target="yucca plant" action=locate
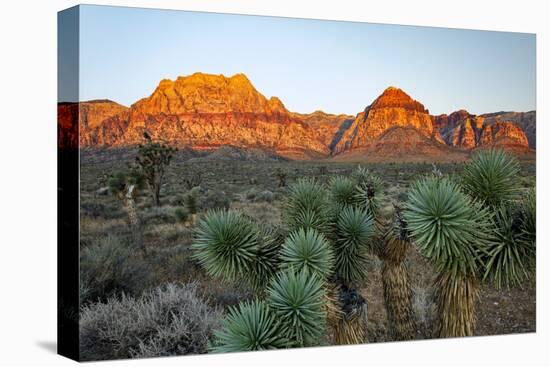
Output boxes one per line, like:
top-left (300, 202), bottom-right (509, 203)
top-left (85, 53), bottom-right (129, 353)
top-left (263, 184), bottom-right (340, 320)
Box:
top-left (267, 268), bottom-right (327, 347)
top-left (352, 167), bottom-right (385, 218)
top-left (462, 149), bottom-right (535, 290)
top-left (250, 225), bottom-right (283, 290)
top-left (210, 300), bottom-right (287, 353)
top-left (284, 178), bottom-right (331, 234)
top-left (462, 148), bottom-right (520, 208)
top-left (191, 210), bottom-right (259, 283)
top-left (520, 188), bottom-right (536, 246)
top-left (328, 176), bottom-right (357, 207)
top-left (280, 228), bottom-right (334, 279)
top-left (332, 285), bottom-right (368, 345)
top-left (483, 202), bottom-right (536, 289)
top-left (380, 207), bottom-right (416, 340)
top-left (333, 206), bottom-right (374, 285)
top-left (404, 177), bottom-right (493, 337)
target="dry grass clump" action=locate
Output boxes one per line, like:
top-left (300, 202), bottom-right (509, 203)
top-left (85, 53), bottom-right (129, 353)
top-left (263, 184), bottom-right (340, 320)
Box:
top-left (80, 283), bottom-right (221, 361)
top-left (80, 235), bottom-right (150, 304)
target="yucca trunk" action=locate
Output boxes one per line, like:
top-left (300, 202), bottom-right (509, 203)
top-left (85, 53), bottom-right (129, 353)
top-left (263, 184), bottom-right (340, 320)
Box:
top-left (381, 233), bottom-right (416, 340)
top-left (434, 272), bottom-right (478, 338)
top-left (121, 184), bottom-right (145, 254)
top-left (333, 303), bottom-right (368, 345)
top-left (328, 283), bottom-right (368, 345)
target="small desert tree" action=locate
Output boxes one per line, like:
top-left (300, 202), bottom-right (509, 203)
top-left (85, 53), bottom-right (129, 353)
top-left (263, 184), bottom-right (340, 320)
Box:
top-left (108, 168), bottom-right (146, 253)
top-left (134, 132), bottom-right (176, 206)
top-left (462, 149), bottom-right (535, 289)
top-left (403, 176), bottom-right (493, 337)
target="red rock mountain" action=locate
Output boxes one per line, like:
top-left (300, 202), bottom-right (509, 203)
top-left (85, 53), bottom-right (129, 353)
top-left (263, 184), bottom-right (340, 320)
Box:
top-left (434, 109), bottom-right (530, 151)
top-left (333, 87), bottom-right (446, 156)
top-left (79, 73), bottom-right (335, 159)
top-left (62, 73), bottom-right (535, 160)
top-left (479, 111), bottom-right (536, 149)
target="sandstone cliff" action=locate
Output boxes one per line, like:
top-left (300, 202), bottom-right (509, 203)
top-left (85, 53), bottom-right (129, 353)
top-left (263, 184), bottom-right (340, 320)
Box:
top-left (81, 73), bottom-right (330, 158)
top-left (434, 109), bottom-right (530, 151)
top-left (480, 111), bottom-right (536, 149)
top-left (334, 87), bottom-right (444, 154)
top-left (60, 73), bottom-right (535, 161)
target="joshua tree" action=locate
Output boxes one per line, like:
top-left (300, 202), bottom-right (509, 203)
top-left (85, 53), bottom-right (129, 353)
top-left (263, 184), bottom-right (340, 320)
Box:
top-left (403, 177), bottom-right (493, 337)
top-left (197, 173), bottom-right (379, 350)
top-left (108, 169), bottom-right (146, 253)
top-left (275, 168), bottom-right (287, 188)
top-left (323, 174), bottom-right (376, 345)
top-left (183, 186), bottom-right (200, 225)
top-left (183, 171), bottom-right (202, 190)
top-left (380, 206), bottom-right (416, 340)
top-left (134, 132), bottom-right (176, 206)
top-left (461, 149), bottom-right (535, 289)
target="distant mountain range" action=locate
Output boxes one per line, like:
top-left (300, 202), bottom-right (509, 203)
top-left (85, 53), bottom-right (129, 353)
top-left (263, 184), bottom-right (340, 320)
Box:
top-left (58, 72), bottom-right (535, 161)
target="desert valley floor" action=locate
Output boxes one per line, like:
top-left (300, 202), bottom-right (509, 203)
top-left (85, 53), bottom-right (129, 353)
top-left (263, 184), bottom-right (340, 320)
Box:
top-left (79, 147), bottom-right (536, 347)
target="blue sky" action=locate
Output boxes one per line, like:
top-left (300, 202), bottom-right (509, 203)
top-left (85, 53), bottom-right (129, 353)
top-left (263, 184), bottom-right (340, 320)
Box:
top-left (73, 5), bottom-right (536, 115)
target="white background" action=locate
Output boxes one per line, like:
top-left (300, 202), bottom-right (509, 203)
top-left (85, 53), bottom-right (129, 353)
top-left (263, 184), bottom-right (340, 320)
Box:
top-left (0, 0), bottom-right (547, 365)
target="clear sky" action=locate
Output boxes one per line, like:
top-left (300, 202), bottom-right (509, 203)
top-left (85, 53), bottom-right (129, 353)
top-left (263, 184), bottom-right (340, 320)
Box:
top-left (73, 5), bottom-right (536, 115)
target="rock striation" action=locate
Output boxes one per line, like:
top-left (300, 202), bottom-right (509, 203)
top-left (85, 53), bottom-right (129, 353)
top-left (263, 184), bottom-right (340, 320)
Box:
top-left (58, 72), bottom-right (535, 160)
top-left (334, 87), bottom-right (444, 154)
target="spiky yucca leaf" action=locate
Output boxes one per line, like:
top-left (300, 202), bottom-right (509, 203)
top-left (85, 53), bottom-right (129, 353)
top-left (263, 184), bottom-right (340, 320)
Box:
top-left (334, 206), bottom-right (374, 284)
top-left (328, 176), bottom-right (357, 207)
top-left (351, 167), bottom-right (384, 216)
top-left (284, 178), bottom-right (331, 234)
top-left (462, 148), bottom-right (520, 207)
top-left (351, 165), bottom-right (371, 184)
top-left (403, 177), bottom-right (492, 278)
top-left (483, 203), bottom-right (536, 288)
top-left (191, 210), bottom-right (258, 282)
top-left (520, 188), bottom-right (536, 246)
top-left (249, 225), bottom-right (283, 289)
top-left (210, 300), bottom-right (287, 353)
top-left (280, 228), bottom-right (334, 279)
top-left (267, 269), bottom-right (326, 347)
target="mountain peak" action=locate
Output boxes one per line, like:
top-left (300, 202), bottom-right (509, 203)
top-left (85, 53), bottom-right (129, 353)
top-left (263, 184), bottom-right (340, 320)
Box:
top-left (370, 86), bottom-right (428, 113)
top-left (133, 72), bottom-right (285, 115)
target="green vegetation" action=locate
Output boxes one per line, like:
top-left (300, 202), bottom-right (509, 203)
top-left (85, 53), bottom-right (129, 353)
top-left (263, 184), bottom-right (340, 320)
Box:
top-left (134, 132), bottom-right (176, 206)
top-left (79, 146), bottom-right (536, 357)
top-left (210, 300), bottom-right (287, 353)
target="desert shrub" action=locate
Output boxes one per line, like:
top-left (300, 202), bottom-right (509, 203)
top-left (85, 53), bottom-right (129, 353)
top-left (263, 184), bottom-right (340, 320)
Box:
top-left (81, 201), bottom-right (124, 219)
top-left (174, 207), bottom-right (189, 222)
top-left (141, 205), bottom-right (178, 225)
top-left (184, 186), bottom-right (201, 214)
top-left (255, 190), bottom-right (275, 203)
top-left (245, 187), bottom-right (260, 201)
top-left (80, 235), bottom-right (150, 304)
top-left (80, 283), bottom-right (221, 361)
top-left (200, 189), bottom-right (231, 211)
